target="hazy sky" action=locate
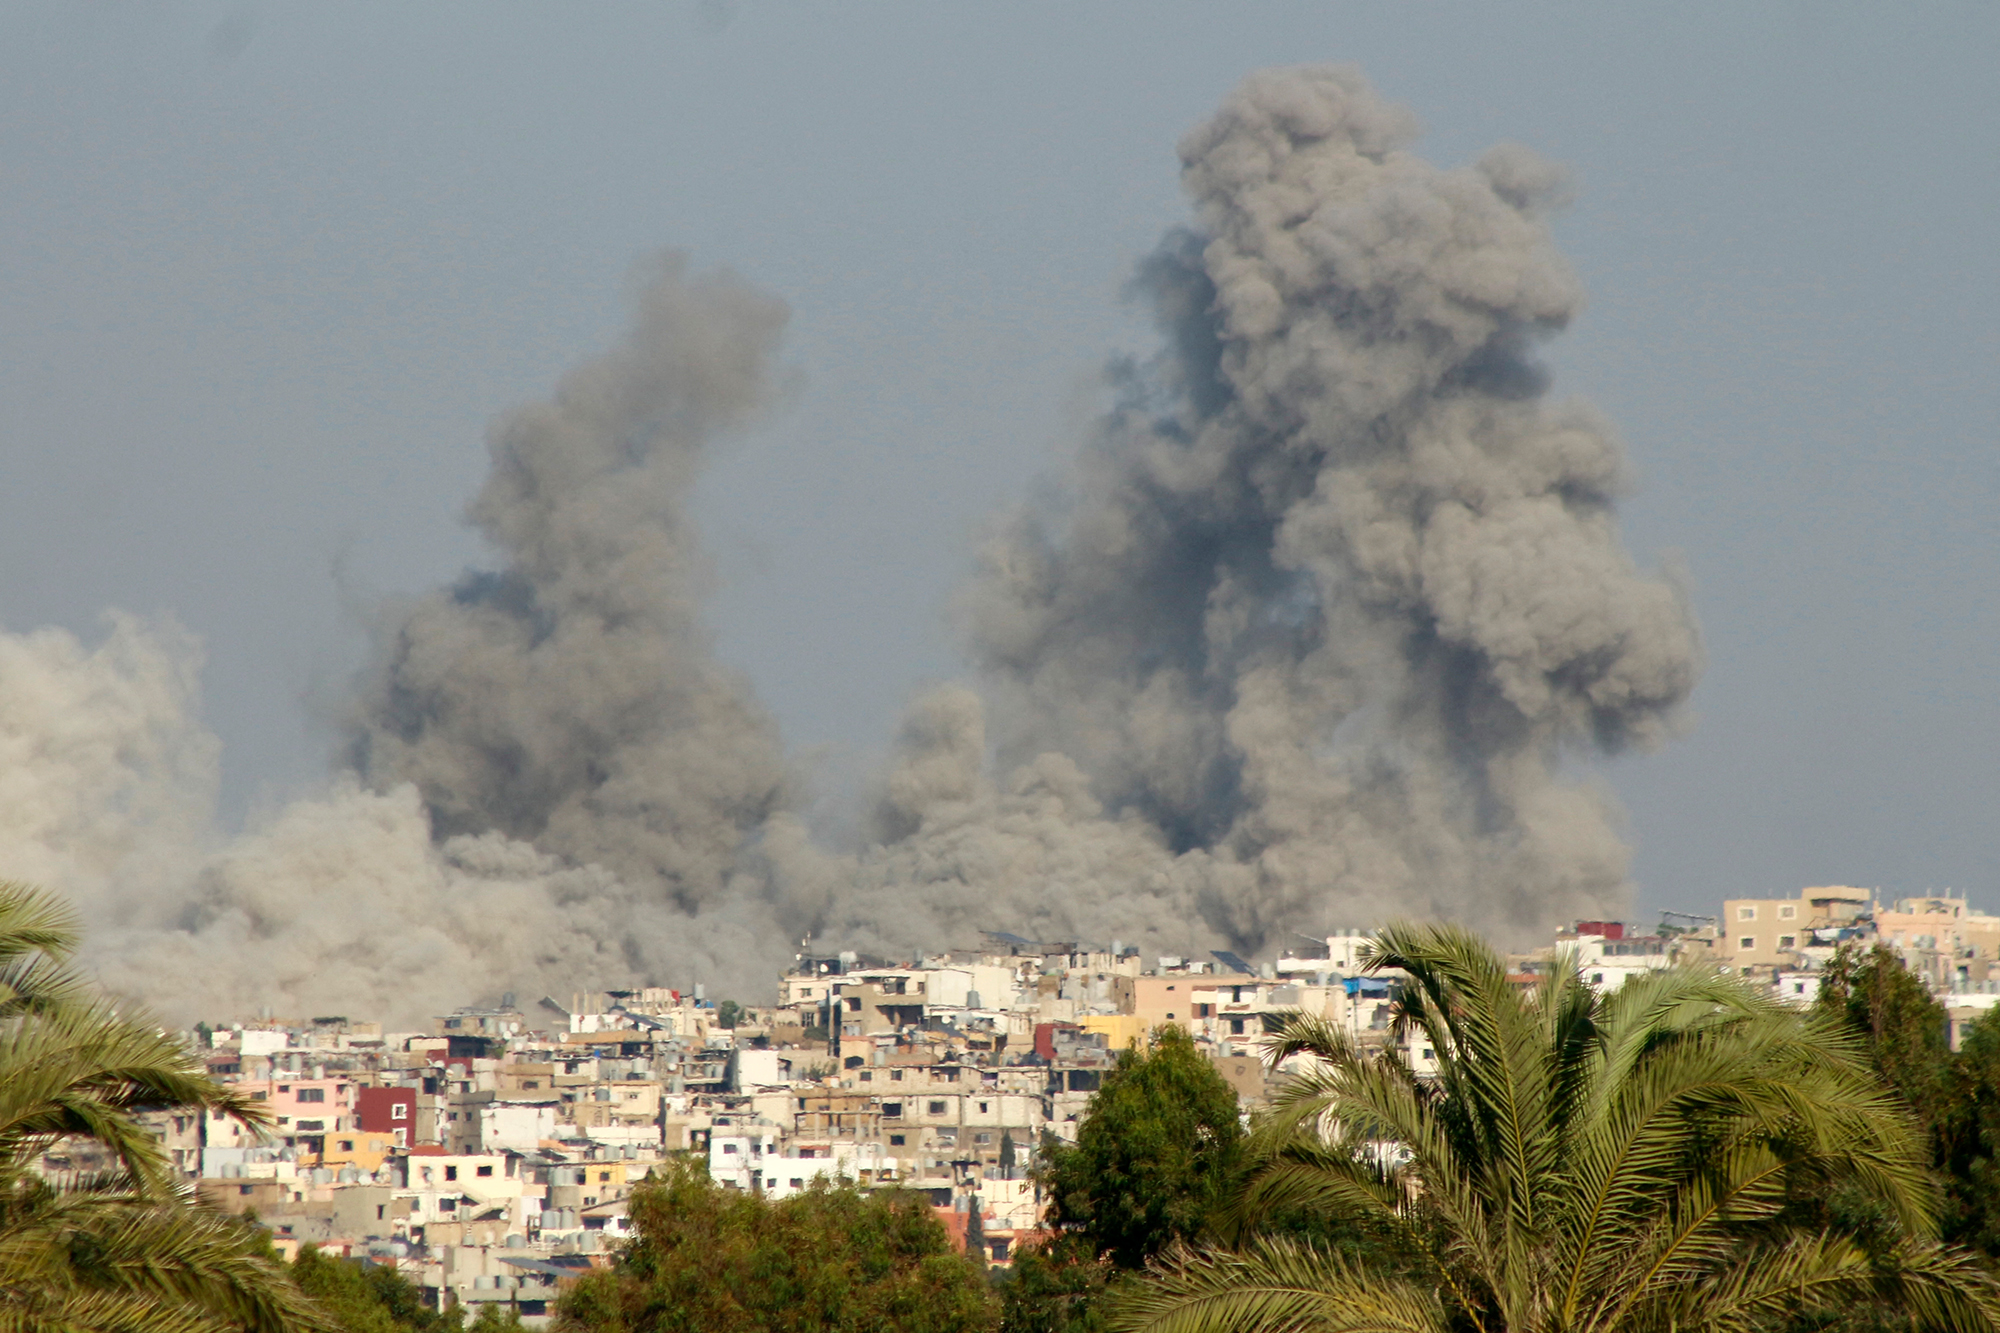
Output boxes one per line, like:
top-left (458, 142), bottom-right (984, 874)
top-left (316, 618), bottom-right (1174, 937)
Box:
top-left (2, 2), bottom-right (1995, 924)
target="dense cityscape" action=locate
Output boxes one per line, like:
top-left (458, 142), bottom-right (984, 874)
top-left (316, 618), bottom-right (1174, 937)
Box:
top-left (73, 884), bottom-right (1984, 1326)
top-left (3, 8), bottom-right (1993, 1333)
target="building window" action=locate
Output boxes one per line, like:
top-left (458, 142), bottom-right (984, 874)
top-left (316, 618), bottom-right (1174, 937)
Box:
top-left (296, 1088), bottom-right (325, 1103)
top-left (444, 1166), bottom-right (458, 1181)
top-left (789, 1178), bottom-right (804, 1189)
top-left (391, 1104), bottom-right (408, 1120)
top-left (928, 1101), bottom-right (947, 1115)
top-left (722, 1144), bottom-right (738, 1155)
top-left (439, 1198), bottom-right (456, 1211)
top-left (882, 1103), bottom-right (901, 1118)
top-left (889, 1134), bottom-right (905, 1146)
top-left (1779, 905), bottom-right (1796, 920)
top-left (477, 1165), bottom-right (494, 1177)
top-left (1738, 907), bottom-right (1756, 921)
top-left (1229, 1018), bottom-right (1245, 1035)
top-left (974, 1132), bottom-right (992, 1145)
top-left (338, 1140), bottom-right (354, 1152)
top-left (598, 1171), bottom-right (610, 1182)
top-left (1740, 937), bottom-right (1755, 951)
top-left (977, 1101), bottom-right (988, 1113)
top-left (891, 1070), bottom-right (903, 1081)
top-left (859, 1071), bottom-right (871, 1082)
top-left (1779, 935), bottom-right (1796, 949)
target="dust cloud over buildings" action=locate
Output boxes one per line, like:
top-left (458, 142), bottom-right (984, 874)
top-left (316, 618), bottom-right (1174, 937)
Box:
top-left (0, 66), bottom-right (1698, 1022)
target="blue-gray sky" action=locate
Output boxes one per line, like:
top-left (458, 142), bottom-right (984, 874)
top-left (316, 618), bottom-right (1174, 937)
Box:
top-left (2, 2), bottom-right (1995, 922)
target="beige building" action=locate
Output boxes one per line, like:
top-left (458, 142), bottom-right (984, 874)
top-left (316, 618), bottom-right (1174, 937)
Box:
top-left (1874, 897), bottom-right (2000, 989)
top-left (1719, 886), bottom-right (1871, 971)
top-left (1111, 975), bottom-right (1204, 1030)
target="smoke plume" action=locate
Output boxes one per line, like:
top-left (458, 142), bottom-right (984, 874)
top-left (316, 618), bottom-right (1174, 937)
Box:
top-left (345, 254), bottom-right (792, 918)
top-left (0, 64), bottom-right (1697, 1023)
top-left (923, 65), bottom-right (1701, 949)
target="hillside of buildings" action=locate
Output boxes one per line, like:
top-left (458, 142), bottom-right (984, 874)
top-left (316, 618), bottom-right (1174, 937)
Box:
top-left (87, 885), bottom-right (2000, 1328)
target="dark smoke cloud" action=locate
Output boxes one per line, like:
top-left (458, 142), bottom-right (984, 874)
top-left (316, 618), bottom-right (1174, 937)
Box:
top-left (4, 64), bottom-right (1697, 1023)
top-left (346, 253), bottom-right (792, 917)
top-left (860, 64), bottom-right (1700, 951)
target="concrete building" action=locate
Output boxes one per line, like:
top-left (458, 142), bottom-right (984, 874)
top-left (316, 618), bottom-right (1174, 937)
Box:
top-left (1720, 886), bottom-right (1872, 971)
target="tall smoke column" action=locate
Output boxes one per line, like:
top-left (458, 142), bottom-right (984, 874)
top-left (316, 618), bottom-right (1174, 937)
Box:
top-left (853, 64), bottom-right (1701, 953)
top-left (66, 254), bottom-right (810, 1024)
top-left (348, 253), bottom-right (793, 916)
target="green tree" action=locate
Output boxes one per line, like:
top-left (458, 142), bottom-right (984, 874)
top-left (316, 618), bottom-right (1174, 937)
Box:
top-left (1808, 943), bottom-right (2000, 1255)
top-left (554, 1158), bottom-right (995, 1333)
top-left (466, 1306), bottom-right (523, 1333)
top-left (1942, 1005), bottom-right (2000, 1256)
top-left (292, 1244), bottom-right (460, 1333)
top-left (715, 1000), bottom-right (742, 1030)
top-left (1038, 1025), bottom-right (1242, 1271)
top-left (1113, 922), bottom-right (2000, 1333)
top-left (998, 1238), bottom-right (1112, 1333)
top-left (0, 880), bottom-right (329, 1333)
top-left (1813, 944), bottom-right (1956, 1129)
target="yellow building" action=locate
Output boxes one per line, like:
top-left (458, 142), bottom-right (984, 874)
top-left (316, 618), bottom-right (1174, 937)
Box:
top-left (1719, 886), bottom-right (1870, 971)
top-left (1110, 975), bottom-right (1202, 1030)
top-left (319, 1131), bottom-right (399, 1175)
top-left (1079, 1013), bottom-right (1147, 1052)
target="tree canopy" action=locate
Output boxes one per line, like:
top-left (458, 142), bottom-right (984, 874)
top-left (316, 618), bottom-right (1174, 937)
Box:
top-left (1037, 1024), bottom-right (1242, 1271)
top-left (290, 1245), bottom-right (463, 1333)
top-left (555, 1159), bottom-right (994, 1333)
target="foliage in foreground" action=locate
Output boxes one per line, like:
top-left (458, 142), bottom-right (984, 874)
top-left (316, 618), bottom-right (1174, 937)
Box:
top-left (0, 880), bottom-right (328, 1333)
top-left (554, 1159), bottom-right (995, 1333)
top-left (997, 1236), bottom-right (1114, 1333)
top-left (1813, 943), bottom-right (2000, 1259)
top-left (1111, 922), bottom-right (2000, 1333)
top-left (291, 1244), bottom-right (466, 1333)
top-left (1035, 1024), bottom-right (1242, 1272)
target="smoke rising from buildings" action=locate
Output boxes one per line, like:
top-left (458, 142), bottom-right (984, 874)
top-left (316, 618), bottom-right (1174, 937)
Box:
top-left (0, 65), bottom-right (1698, 1023)
top-left (346, 254), bottom-right (794, 919)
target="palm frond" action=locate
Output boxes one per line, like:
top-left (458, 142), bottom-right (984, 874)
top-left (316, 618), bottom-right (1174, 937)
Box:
top-left (1107, 1237), bottom-right (1449, 1333)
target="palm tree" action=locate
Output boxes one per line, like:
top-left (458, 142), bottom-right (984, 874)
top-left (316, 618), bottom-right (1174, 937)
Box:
top-left (1113, 922), bottom-right (2000, 1333)
top-left (0, 880), bottom-right (328, 1333)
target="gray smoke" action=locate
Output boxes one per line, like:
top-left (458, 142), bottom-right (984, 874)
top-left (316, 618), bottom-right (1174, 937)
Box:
top-left (68, 255), bottom-right (813, 1022)
top-left (839, 64), bottom-right (1700, 954)
top-left (4, 63), bottom-right (1697, 1023)
top-left (346, 253), bottom-right (792, 918)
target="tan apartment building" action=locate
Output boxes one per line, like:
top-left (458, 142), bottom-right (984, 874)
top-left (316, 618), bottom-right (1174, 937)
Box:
top-left (1720, 886), bottom-right (1871, 971)
top-left (1874, 897), bottom-right (2000, 989)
